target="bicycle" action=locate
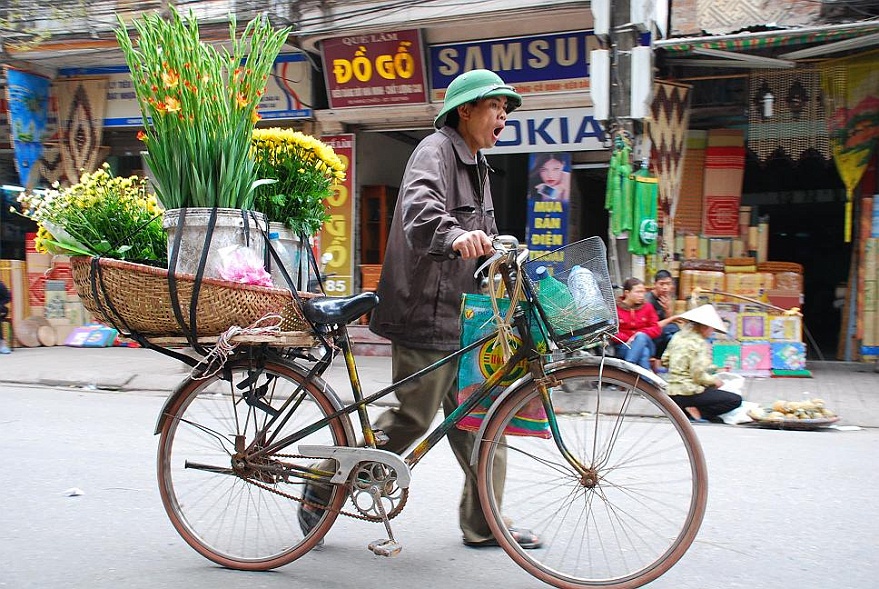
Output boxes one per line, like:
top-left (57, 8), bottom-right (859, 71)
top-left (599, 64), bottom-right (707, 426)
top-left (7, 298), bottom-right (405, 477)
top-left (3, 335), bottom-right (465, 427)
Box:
top-left (153, 235), bottom-right (708, 589)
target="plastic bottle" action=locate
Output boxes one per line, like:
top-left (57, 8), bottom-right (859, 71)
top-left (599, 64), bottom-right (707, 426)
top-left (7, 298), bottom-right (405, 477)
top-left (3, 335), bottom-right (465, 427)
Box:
top-left (533, 265), bottom-right (580, 333)
top-left (567, 265), bottom-right (613, 329)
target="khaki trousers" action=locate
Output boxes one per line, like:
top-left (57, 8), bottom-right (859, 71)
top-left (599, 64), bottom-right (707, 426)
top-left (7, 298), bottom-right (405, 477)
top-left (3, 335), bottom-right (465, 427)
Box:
top-left (373, 343), bottom-right (506, 543)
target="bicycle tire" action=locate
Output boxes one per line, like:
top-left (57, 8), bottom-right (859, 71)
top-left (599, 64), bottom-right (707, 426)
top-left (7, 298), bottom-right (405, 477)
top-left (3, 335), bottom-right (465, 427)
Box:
top-left (157, 358), bottom-right (354, 570)
top-left (476, 361), bottom-right (707, 589)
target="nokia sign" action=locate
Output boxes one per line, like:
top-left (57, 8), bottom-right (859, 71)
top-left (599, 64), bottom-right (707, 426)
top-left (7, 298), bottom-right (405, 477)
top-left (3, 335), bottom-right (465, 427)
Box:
top-left (485, 108), bottom-right (607, 154)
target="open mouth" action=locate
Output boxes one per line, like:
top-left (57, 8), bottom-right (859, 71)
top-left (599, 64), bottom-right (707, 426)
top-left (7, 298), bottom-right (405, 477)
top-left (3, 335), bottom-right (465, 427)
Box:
top-left (493, 125), bottom-right (504, 138)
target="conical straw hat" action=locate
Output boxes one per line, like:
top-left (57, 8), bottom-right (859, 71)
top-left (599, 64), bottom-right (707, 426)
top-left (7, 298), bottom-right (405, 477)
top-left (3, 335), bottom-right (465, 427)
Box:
top-left (680, 304), bottom-right (727, 333)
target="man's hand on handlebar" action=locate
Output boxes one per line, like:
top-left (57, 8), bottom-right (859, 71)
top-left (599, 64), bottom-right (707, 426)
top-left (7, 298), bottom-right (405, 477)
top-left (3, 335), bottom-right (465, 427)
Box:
top-left (452, 230), bottom-right (494, 259)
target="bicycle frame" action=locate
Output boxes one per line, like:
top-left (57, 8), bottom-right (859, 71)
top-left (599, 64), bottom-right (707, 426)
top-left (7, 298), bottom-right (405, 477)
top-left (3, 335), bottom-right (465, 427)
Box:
top-left (249, 309), bottom-right (536, 471)
top-left (231, 252), bottom-right (603, 484)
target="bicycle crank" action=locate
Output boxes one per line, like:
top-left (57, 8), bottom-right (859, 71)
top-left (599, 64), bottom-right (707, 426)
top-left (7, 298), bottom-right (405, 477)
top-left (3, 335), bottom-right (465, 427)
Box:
top-left (350, 461), bottom-right (408, 521)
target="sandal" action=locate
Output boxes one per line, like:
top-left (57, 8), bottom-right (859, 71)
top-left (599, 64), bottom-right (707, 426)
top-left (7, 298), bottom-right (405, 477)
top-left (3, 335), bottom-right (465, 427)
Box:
top-left (464, 527), bottom-right (542, 550)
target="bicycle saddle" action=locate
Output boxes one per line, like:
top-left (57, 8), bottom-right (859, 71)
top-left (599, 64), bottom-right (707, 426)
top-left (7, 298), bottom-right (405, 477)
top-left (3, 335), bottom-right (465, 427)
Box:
top-left (301, 292), bottom-right (379, 325)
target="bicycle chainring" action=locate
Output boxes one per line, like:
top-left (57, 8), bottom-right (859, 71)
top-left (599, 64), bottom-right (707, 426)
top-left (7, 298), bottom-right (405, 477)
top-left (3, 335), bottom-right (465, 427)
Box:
top-left (349, 461), bottom-right (408, 521)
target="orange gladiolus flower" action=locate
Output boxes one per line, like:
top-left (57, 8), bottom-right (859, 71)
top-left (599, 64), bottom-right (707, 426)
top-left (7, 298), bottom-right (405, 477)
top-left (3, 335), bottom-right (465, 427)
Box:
top-left (164, 95), bottom-right (181, 113)
top-left (137, 130), bottom-right (147, 141)
top-left (236, 93), bottom-right (249, 108)
top-left (162, 69), bottom-right (180, 89)
top-left (251, 110), bottom-right (262, 124)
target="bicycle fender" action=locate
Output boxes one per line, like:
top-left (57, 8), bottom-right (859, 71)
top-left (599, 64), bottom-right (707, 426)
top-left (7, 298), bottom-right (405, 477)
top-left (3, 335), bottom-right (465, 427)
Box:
top-left (153, 362), bottom-right (353, 439)
top-left (467, 355), bottom-right (667, 466)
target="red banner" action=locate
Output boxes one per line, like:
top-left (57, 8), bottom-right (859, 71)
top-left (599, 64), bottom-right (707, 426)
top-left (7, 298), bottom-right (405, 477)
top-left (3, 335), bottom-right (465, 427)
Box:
top-left (321, 29), bottom-right (428, 108)
top-left (319, 134), bottom-right (356, 296)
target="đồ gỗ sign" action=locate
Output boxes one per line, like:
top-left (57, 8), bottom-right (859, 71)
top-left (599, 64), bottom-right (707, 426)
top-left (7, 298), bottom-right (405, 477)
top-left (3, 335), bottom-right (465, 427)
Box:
top-left (321, 29), bottom-right (429, 109)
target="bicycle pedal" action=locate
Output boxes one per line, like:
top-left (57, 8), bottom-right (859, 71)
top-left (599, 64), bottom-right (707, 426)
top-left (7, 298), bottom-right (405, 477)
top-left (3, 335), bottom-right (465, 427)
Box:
top-left (373, 429), bottom-right (390, 446)
top-left (368, 538), bottom-right (402, 557)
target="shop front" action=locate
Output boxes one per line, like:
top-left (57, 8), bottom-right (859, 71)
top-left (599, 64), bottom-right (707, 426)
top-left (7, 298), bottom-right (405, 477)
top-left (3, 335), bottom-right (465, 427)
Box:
top-left (304, 18), bottom-right (614, 296)
top-left (650, 31), bottom-right (879, 362)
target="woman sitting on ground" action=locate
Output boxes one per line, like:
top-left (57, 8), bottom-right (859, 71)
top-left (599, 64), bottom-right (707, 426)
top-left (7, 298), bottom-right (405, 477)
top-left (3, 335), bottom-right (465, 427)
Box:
top-left (661, 304), bottom-right (742, 422)
top-left (614, 277), bottom-right (662, 371)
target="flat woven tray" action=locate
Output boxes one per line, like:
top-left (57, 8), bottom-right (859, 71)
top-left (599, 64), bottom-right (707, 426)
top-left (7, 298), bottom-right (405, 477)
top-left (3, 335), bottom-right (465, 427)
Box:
top-left (71, 256), bottom-right (312, 338)
top-left (746, 411), bottom-right (840, 431)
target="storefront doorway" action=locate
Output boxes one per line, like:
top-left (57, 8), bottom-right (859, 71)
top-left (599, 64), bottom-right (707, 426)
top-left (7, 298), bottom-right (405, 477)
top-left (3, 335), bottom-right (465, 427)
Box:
top-left (743, 155), bottom-right (850, 360)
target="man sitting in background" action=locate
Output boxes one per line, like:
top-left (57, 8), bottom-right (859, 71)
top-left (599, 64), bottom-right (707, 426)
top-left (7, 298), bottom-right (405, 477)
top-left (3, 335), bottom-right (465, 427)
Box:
top-left (645, 270), bottom-right (680, 367)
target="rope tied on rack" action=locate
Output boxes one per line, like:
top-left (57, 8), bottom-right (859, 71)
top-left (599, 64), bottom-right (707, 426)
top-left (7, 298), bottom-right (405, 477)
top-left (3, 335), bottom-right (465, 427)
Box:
top-left (191, 314), bottom-right (283, 380)
top-left (486, 253), bottom-right (525, 362)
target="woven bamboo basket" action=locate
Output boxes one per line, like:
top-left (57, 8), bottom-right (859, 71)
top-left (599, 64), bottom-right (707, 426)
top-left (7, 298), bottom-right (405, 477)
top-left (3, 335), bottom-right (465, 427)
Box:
top-left (70, 256), bottom-right (311, 337)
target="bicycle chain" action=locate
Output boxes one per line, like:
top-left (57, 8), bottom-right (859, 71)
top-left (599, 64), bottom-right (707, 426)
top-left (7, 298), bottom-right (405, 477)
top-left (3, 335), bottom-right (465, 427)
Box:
top-left (235, 453), bottom-right (408, 523)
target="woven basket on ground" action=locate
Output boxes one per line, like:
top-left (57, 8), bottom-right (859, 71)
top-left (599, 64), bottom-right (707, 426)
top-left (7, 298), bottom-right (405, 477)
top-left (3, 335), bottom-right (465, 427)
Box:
top-left (70, 256), bottom-right (310, 337)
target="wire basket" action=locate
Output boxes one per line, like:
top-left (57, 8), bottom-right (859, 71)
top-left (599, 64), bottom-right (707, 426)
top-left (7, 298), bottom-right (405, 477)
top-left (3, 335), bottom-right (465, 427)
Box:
top-left (522, 238), bottom-right (618, 350)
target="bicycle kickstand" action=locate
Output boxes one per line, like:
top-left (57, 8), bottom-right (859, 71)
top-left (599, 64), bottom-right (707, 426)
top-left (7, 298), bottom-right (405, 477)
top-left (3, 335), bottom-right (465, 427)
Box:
top-left (367, 486), bottom-right (403, 557)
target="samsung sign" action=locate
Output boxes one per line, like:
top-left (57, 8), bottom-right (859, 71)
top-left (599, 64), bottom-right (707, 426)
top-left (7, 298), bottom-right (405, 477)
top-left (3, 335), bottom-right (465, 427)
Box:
top-left (484, 108), bottom-right (606, 155)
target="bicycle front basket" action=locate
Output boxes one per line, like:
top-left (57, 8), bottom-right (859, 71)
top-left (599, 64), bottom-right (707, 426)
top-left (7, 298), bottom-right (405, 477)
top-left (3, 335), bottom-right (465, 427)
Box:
top-left (521, 237), bottom-right (619, 350)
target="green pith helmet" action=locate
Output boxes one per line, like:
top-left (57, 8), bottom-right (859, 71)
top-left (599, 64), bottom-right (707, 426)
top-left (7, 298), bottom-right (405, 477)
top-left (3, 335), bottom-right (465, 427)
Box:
top-left (434, 69), bottom-right (522, 128)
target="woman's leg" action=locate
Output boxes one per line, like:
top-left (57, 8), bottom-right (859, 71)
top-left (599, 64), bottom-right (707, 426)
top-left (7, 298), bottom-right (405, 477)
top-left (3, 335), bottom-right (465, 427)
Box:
top-left (684, 387), bottom-right (742, 421)
top-left (623, 332), bottom-right (654, 370)
top-left (669, 394), bottom-right (703, 421)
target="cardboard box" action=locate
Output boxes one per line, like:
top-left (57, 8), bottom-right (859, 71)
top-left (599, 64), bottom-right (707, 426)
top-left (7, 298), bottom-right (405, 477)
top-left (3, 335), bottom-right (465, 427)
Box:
top-left (724, 272), bottom-right (774, 302)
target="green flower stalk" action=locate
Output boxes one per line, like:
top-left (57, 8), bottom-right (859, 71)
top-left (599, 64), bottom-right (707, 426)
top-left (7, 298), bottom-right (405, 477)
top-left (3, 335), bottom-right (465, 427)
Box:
top-left (115, 7), bottom-right (291, 210)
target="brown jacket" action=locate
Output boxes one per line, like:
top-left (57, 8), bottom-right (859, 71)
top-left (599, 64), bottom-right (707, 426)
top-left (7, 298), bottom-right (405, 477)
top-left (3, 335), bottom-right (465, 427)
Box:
top-left (369, 127), bottom-right (498, 351)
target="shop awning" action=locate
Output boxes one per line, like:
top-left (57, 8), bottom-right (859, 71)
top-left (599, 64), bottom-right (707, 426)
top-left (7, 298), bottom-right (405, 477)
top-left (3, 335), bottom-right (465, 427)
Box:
top-left (656, 21), bottom-right (879, 68)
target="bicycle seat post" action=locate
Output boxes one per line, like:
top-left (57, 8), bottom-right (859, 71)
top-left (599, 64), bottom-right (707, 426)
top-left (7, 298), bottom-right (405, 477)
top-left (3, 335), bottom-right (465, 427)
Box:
top-left (335, 324), bottom-right (381, 448)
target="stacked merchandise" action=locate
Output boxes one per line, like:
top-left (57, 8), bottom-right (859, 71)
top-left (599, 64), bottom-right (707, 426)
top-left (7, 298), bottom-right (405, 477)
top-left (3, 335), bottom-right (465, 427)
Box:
top-left (672, 257), bottom-right (806, 377)
top-left (710, 302), bottom-right (807, 378)
top-left (863, 237), bottom-right (879, 360)
top-left (13, 232), bottom-right (105, 348)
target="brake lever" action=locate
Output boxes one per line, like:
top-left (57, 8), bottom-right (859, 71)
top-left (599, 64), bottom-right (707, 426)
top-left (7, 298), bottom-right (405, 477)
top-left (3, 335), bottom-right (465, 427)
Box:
top-left (474, 250), bottom-right (504, 279)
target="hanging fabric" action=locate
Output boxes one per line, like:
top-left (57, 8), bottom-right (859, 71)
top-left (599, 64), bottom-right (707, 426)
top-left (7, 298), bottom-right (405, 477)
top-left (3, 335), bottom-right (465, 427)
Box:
top-left (630, 163), bottom-right (659, 255)
top-left (647, 80), bottom-right (692, 261)
top-left (820, 50), bottom-right (879, 243)
top-left (605, 135), bottom-right (634, 236)
top-left (747, 65), bottom-right (830, 163)
top-left (55, 76), bottom-right (110, 184)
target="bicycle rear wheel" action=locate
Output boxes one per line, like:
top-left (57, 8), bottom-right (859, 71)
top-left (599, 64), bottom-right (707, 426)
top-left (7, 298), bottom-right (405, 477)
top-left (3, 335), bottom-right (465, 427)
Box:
top-left (157, 358), bottom-right (354, 570)
top-left (477, 362), bottom-right (707, 589)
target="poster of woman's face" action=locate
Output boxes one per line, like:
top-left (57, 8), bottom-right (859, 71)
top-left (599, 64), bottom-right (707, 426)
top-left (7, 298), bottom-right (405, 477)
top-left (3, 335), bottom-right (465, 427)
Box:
top-left (529, 152), bottom-right (572, 202)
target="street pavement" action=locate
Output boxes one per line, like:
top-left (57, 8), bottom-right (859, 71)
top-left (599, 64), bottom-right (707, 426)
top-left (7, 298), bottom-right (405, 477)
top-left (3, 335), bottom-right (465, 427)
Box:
top-left (1, 344), bottom-right (878, 427)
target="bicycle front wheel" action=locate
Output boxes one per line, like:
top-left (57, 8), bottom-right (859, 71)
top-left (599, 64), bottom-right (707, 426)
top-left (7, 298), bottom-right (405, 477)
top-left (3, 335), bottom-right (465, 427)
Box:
top-left (157, 358), bottom-right (354, 570)
top-left (477, 362), bottom-right (707, 589)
